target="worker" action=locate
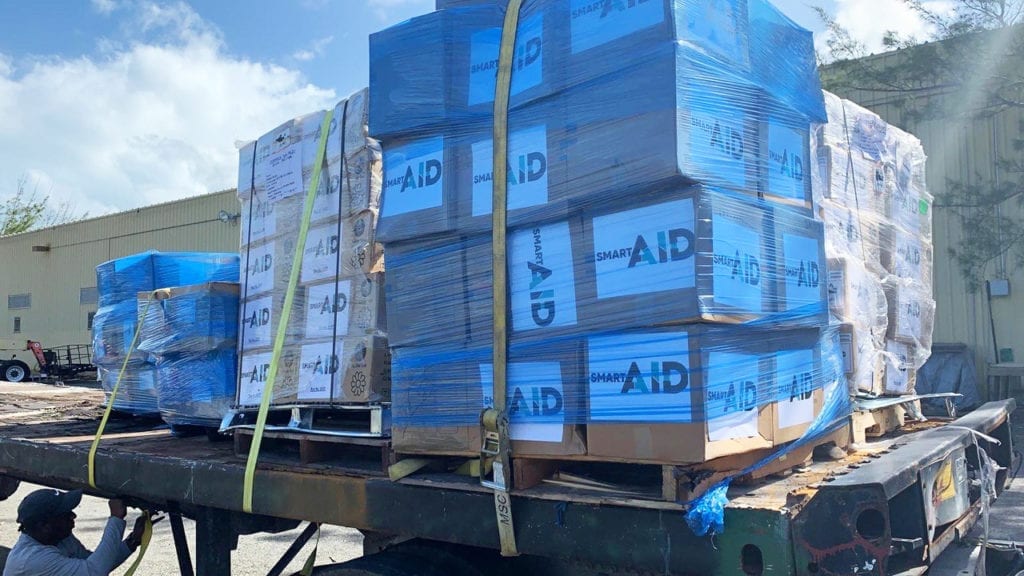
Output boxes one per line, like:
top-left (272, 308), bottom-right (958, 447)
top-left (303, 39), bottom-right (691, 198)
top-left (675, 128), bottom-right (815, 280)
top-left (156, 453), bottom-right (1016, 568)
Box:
top-left (2, 488), bottom-right (156, 576)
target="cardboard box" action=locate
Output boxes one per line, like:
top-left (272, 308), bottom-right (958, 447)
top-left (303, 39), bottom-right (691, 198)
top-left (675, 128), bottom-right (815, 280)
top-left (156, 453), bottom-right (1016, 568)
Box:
top-left (881, 225), bottom-right (933, 284)
top-left (451, 102), bottom-right (572, 234)
top-left (759, 95), bottom-right (813, 214)
top-left (826, 257), bottom-right (887, 325)
top-left (376, 134), bottom-right (457, 243)
top-left (239, 290), bottom-right (305, 351)
top-left (304, 273), bottom-right (387, 339)
top-left (839, 322), bottom-right (886, 395)
top-left (296, 336), bottom-right (391, 404)
top-left (884, 279), bottom-right (935, 346)
top-left (883, 339), bottom-right (916, 395)
top-left (237, 347), bottom-right (301, 407)
top-left (138, 282), bottom-right (239, 355)
top-left (368, 5), bottom-right (560, 138)
top-left (773, 208), bottom-right (827, 322)
top-left (770, 332), bottom-right (826, 443)
top-left (585, 326), bottom-right (779, 464)
top-left (819, 200), bottom-right (885, 270)
top-left (561, 44), bottom-right (763, 200)
top-left (391, 341), bottom-right (587, 457)
top-left (576, 186), bottom-right (774, 331)
top-left (340, 145), bottom-right (383, 217)
top-left (815, 144), bottom-right (890, 221)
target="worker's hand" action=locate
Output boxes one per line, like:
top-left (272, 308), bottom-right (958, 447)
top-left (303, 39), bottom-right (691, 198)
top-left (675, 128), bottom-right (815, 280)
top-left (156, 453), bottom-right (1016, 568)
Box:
top-left (109, 498), bottom-right (127, 519)
top-left (126, 511), bottom-right (162, 552)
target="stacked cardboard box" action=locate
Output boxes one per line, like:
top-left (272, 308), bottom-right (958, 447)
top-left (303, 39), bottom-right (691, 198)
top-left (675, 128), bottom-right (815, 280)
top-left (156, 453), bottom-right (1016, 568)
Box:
top-left (814, 92), bottom-right (935, 395)
top-left (235, 90), bottom-right (390, 410)
top-left (373, 0), bottom-right (845, 464)
top-left (92, 252), bottom-right (240, 415)
top-left (137, 282), bottom-right (239, 431)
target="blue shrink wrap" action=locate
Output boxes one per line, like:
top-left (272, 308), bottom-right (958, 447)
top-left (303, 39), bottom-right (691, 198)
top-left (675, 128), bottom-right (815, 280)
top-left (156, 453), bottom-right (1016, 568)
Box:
top-left (96, 251), bottom-right (156, 308)
top-left (154, 349), bottom-right (237, 428)
top-left (97, 363), bottom-right (159, 416)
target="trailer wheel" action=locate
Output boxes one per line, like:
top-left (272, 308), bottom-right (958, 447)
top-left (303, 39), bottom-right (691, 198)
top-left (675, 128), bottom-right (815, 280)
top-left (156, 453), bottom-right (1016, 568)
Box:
top-left (2, 361), bottom-right (30, 383)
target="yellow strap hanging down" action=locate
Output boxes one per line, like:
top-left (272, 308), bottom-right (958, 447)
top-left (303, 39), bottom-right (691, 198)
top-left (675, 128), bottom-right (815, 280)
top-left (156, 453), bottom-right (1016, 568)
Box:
top-left (482, 0), bottom-right (524, 558)
top-left (88, 295), bottom-right (157, 489)
top-left (243, 109), bottom-right (335, 514)
top-left (122, 512), bottom-right (153, 576)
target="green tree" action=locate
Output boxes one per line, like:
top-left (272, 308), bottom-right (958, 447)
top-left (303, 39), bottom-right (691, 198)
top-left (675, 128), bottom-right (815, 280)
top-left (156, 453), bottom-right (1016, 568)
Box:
top-left (1, 176), bottom-right (87, 237)
top-left (818, 1), bottom-right (1024, 291)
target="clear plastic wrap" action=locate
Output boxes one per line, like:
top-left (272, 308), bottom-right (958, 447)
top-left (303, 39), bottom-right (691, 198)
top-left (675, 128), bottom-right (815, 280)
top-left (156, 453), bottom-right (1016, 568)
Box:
top-left (92, 252), bottom-right (240, 414)
top-left (813, 91), bottom-right (935, 395)
top-left (137, 282), bottom-right (239, 428)
top-left (236, 89), bottom-right (390, 409)
top-left (393, 324), bottom-right (845, 463)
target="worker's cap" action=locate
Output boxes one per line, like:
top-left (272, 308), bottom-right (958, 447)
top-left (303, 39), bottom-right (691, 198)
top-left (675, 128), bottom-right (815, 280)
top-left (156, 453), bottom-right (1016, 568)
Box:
top-left (17, 488), bottom-right (82, 526)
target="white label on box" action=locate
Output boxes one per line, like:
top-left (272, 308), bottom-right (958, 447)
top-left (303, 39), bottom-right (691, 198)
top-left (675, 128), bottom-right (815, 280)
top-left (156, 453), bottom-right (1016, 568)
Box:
top-left (258, 143), bottom-right (304, 204)
top-left (587, 332), bottom-right (693, 423)
top-left (241, 193), bottom-right (276, 243)
top-left (468, 13), bottom-right (544, 105)
top-left (775, 349), bottom-right (816, 430)
top-left (839, 332), bottom-right (853, 375)
top-left (382, 137), bottom-right (444, 217)
top-left (298, 341), bottom-right (341, 401)
top-left (480, 362), bottom-right (565, 443)
top-left (687, 94), bottom-right (750, 189)
top-left (827, 268), bottom-right (845, 315)
top-left (592, 199), bottom-right (696, 299)
top-left (306, 280), bottom-right (351, 339)
top-left (767, 121), bottom-right (807, 201)
top-left (472, 125), bottom-right (550, 217)
top-left (239, 352), bottom-right (273, 406)
top-left (301, 224), bottom-right (341, 283)
top-left (510, 221), bottom-right (578, 331)
top-left (706, 351), bottom-right (762, 441)
top-left (783, 233), bottom-right (822, 311)
top-left (244, 241), bottom-right (276, 297)
top-left (240, 295), bottom-right (273, 349)
top-left (711, 214), bottom-right (764, 313)
top-left (570, 0), bottom-right (664, 53)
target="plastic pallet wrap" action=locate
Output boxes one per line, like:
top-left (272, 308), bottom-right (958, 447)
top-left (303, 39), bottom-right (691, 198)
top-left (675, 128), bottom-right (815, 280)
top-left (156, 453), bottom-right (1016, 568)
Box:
top-left (373, 0), bottom-right (838, 463)
top-left (138, 282), bottom-right (240, 428)
top-left (93, 252), bottom-right (240, 414)
top-left (236, 89), bottom-right (390, 410)
top-left (812, 91), bottom-right (934, 395)
top-left (393, 325), bottom-right (846, 463)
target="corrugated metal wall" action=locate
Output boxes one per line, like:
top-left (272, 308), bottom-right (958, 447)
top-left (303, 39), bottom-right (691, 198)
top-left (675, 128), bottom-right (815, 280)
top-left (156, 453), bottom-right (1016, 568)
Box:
top-left (0, 190), bottom-right (240, 349)
top-left (830, 49), bottom-right (1024, 387)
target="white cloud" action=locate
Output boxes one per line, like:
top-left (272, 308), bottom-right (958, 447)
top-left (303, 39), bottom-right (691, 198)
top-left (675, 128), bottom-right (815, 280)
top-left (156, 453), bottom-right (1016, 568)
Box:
top-left (367, 0), bottom-right (432, 21)
top-left (91, 0), bottom-right (119, 14)
top-left (0, 2), bottom-right (336, 218)
top-left (829, 0), bottom-right (956, 54)
top-left (292, 35), bottom-right (334, 62)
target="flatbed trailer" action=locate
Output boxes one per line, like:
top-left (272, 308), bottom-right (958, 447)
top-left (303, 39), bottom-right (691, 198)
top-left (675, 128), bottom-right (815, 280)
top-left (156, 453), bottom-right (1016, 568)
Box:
top-left (0, 385), bottom-right (1018, 576)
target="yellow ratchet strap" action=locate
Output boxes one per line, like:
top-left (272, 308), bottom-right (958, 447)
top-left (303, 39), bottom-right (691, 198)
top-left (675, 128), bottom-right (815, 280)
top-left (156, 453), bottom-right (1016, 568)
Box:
top-left (122, 511), bottom-right (153, 576)
top-left (243, 109), bottom-right (335, 513)
top-left (479, 0), bottom-right (524, 558)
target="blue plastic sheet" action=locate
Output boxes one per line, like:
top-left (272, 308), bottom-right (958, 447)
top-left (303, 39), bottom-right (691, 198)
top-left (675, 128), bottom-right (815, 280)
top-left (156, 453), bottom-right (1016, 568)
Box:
top-left (92, 252), bottom-right (240, 415)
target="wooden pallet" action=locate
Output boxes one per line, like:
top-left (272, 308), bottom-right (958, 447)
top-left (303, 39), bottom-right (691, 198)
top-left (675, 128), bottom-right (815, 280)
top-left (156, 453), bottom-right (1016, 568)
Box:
top-left (850, 403), bottom-right (909, 444)
top-left (233, 428), bottom-right (395, 473)
top-left (224, 403), bottom-right (391, 438)
top-left (508, 427), bottom-right (852, 504)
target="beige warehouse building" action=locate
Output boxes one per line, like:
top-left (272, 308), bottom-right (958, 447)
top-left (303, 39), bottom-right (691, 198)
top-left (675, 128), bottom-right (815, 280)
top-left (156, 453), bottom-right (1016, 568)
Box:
top-left (0, 190), bottom-right (239, 349)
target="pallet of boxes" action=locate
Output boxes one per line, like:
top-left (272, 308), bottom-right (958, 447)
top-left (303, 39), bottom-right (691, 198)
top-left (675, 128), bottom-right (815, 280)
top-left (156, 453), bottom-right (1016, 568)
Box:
top-left (370, 0), bottom-right (850, 501)
top-left (813, 92), bottom-right (936, 442)
top-left (226, 90), bottom-right (393, 467)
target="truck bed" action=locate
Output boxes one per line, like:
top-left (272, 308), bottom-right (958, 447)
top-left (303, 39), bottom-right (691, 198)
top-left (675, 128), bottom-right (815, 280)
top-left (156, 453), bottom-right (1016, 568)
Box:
top-left (0, 383), bottom-right (1016, 576)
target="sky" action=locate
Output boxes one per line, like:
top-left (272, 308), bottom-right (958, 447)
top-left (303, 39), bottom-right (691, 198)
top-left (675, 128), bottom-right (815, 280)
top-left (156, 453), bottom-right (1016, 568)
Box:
top-left (0, 0), bottom-right (954, 218)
